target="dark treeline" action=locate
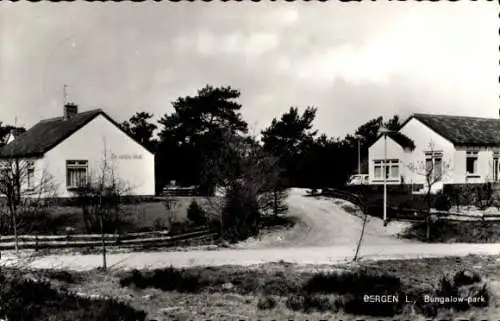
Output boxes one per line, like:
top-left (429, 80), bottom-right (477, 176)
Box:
top-left (117, 85), bottom-right (403, 194)
top-left (0, 85), bottom-right (403, 195)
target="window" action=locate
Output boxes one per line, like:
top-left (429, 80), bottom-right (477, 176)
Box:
top-left (373, 159), bottom-right (400, 180)
top-left (374, 160), bottom-right (382, 179)
top-left (425, 151), bottom-right (443, 181)
top-left (26, 161), bottom-right (35, 190)
top-left (66, 160), bottom-right (88, 189)
top-left (466, 151), bottom-right (478, 176)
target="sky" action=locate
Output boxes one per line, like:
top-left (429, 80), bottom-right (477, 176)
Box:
top-left (0, 1), bottom-right (497, 139)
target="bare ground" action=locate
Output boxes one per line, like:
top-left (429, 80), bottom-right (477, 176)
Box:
top-left (234, 188), bottom-right (412, 249)
top-left (19, 255), bottom-right (500, 321)
top-left (5, 189), bottom-right (500, 270)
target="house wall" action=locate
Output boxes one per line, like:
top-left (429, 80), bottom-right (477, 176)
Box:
top-left (368, 117), bottom-right (456, 185)
top-left (397, 118), bottom-right (456, 185)
top-left (368, 117), bottom-right (500, 186)
top-left (453, 147), bottom-right (500, 184)
top-left (39, 114), bottom-right (155, 197)
top-left (368, 136), bottom-right (406, 185)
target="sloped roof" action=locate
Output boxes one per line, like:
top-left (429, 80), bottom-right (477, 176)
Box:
top-left (386, 131), bottom-right (415, 151)
top-left (412, 113), bottom-right (500, 147)
top-left (372, 131), bottom-right (416, 151)
top-left (0, 109), bottom-right (154, 158)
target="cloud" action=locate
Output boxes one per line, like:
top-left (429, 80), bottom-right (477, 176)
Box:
top-left (0, 1), bottom-right (496, 139)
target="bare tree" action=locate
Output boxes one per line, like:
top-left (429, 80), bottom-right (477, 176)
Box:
top-left (0, 158), bottom-right (58, 254)
top-left (72, 146), bottom-right (133, 271)
top-left (408, 142), bottom-right (451, 239)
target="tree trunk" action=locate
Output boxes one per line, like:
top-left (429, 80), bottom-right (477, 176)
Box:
top-left (100, 213), bottom-right (107, 271)
top-left (353, 211), bottom-right (368, 262)
top-left (10, 206), bottom-right (18, 255)
top-left (99, 197), bottom-right (107, 271)
top-left (426, 217), bottom-right (430, 240)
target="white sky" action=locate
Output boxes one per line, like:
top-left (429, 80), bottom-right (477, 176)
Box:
top-left (0, 1), bottom-right (497, 138)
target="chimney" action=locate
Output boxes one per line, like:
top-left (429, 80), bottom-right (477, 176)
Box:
top-left (64, 103), bottom-right (78, 120)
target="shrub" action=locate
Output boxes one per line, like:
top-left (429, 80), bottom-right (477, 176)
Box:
top-left (434, 194), bottom-right (452, 211)
top-left (119, 266), bottom-right (203, 293)
top-left (257, 296), bottom-right (277, 310)
top-left (285, 293), bottom-right (335, 313)
top-left (453, 270), bottom-right (482, 287)
top-left (342, 292), bottom-right (403, 317)
top-left (187, 199), bottom-right (206, 225)
top-left (303, 294), bottom-right (334, 312)
top-left (302, 270), bottom-right (402, 295)
top-left (221, 181), bottom-right (261, 242)
top-left (422, 270), bottom-right (490, 313)
top-left (286, 294), bottom-right (305, 311)
top-left (0, 275), bottom-right (146, 321)
top-left (45, 270), bottom-right (79, 284)
top-left (260, 272), bottom-right (300, 296)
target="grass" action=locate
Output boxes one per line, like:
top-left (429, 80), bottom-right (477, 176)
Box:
top-left (114, 256), bottom-right (496, 318)
top-left (401, 220), bottom-right (500, 243)
top-left (0, 270), bottom-right (146, 321)
top-left (11, 255), bottom-right (497, 320)
top-left (8, 196), bottom-right (218, 235)
top-left (3, 254), bottom-right (498, 320)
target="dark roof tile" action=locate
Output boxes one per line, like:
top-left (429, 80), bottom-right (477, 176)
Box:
top-left (413, 113), bottom-right (500, 147)
top-left (0, 109), bottom-right (102, 158)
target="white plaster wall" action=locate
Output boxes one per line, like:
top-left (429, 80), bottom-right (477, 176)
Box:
top-left (453, 148), bottom-right (497, 184)
top-left (398, 118), bottom-right (456, 185)
top-left (41, 114), bottom-right (155, 197)
top-left (368, 118), bottom-right (456, 185)
top-left (368, 136), bottom-right (405, 184)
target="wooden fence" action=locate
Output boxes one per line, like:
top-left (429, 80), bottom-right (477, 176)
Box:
top-left (0, 227), bottom-right (218, 250)
top-left (322, 188), bottom-right (500, 222)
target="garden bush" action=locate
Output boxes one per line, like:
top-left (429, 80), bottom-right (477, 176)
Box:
top-left (434, 194), bottom-right (452, 211)
top-left (187, 199), bottom-right (206, 225)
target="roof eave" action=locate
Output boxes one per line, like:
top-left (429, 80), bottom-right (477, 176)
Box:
top-left (0, 152), bottom-right (44, 159)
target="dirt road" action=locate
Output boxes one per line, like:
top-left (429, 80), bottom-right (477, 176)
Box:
top-left (235, 188), bottom-right (412, 249)
top-left (3, 243), bottom-right (500, 271)
top-left (3, 188), bottom-right (500, 271)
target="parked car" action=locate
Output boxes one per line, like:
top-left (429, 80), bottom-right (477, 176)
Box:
top-left (347, 174), bottom-right (369, 185)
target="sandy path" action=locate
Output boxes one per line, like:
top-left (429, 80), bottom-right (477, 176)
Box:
top-left (3, 189), bottom-right (499, 271)
top-left (234, 188), bottom-right (412, 249)
top-left (2, 243), bottom-right (500, 271)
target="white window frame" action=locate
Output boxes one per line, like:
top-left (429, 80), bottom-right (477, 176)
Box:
top-left (66, 160), bottom-right (88, 189)
top-left (466, 151), bottom-right (479, 177)
top-left (424, 151), bottom-right (443, 181)
top-left (373, 159), bottom-right (400, 181)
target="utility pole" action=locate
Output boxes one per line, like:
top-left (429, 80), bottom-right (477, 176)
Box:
top-left (63, 84), bottom-right (68, 105)
top-left (358, 138), bottom-right (361, 175)
top-left (383, 133), bottom-right (387, 226)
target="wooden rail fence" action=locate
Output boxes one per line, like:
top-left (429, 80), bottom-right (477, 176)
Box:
top-left (0, 228), bottom-right (218, 250)
top-left (322, 188), bottom-right (500, 222)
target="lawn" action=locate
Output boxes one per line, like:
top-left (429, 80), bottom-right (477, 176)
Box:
top-left (7, 255), bottom-right (499, 320)
top-left (9, 196), bottom-right (221, 235)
